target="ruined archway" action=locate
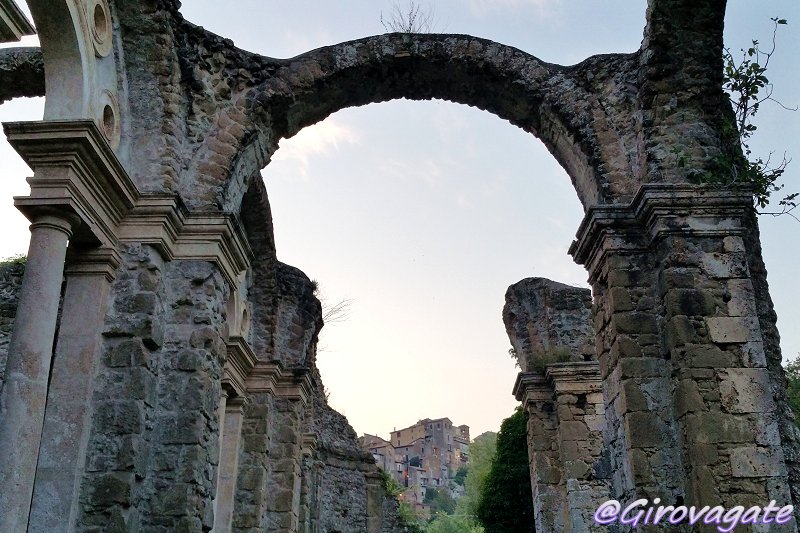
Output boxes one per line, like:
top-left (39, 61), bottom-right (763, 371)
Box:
top-left (0, 1), bottom-right (798, 531)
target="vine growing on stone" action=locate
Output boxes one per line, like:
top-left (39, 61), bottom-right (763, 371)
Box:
top-left (706, 17), bottom-right (798, 220)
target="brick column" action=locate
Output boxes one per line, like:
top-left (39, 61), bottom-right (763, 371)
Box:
top-left (570, 184), bottom-right (797, 526)
top-left (0, 210), bottom-right (80, 531)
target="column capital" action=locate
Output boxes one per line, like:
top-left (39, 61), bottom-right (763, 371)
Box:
top-left (224, 335), bottom-right (258, 398)
top-left (64, 246), bottom-right (122, 282)
top-left (570, 184), bottom-right (756, 281)
top-left (513, 372), bottom-right (551, 402)
top-left (545, 361), bottom-right (602, 394)
top-left (5, 120), bottom-right (139, 248)
top-left (245, 362), bottom-right (315, 406)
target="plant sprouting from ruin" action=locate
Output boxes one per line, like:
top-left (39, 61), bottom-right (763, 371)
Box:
top-left (380, 1), bottom-right (438, 33)
top-left (698, 17), bottom-right (798, 220)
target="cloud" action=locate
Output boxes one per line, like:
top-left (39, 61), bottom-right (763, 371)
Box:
top-left (272, 117), bottom-right (359, 177)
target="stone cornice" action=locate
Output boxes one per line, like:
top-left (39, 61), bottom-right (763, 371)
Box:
top-left (545, 361), bottom-right (602, 394)
top-left (4, 120), bottom-right (139, 247)
top-left (515, 362), bottom-right (602, 402)
top-left (0, 0), bottom-right (35, 42)
top-left (4, 120), bottom-right (253, 286)
top-left (245, 362), bottom-right (314, 405)
top-left (224, 335), bottom-right (259, 398)
top-left (570, 184), bottom-right (756, 282)
top-left (513, 372), bottom-right (550, 402)
top-left (118, 195), bottom-right (253, 286)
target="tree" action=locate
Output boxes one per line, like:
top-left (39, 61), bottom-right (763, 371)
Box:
top-left (423, 487), bottom-right (456, 516)
top-left (453, 466), bottom-right (468, 487)
top-left (456, 432), bottom-right (497, 520)
top-left (785, 355), bottom-right (800, 422)
top-left (426, 513), bottom-right (484, 533)
top-left (475, 409), bottom-right (534, 533)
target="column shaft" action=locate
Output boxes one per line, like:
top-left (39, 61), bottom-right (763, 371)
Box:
top-left (28, 267), bottom-right (113, 531)
top-left (0, 214), bottom-right (76, 531)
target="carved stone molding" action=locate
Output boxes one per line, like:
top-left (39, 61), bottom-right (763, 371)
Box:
top-left (569, 184), bottom-right (755, 282)
top-left (4, 120), bottom-right (254, 286)
top-left (0, 0), bottom-right (34, 42)
top-left (245, 362), bottom-right (314, 405)
top-left (224, 335), bottom-right (258, 398)
top-left (118, 195), bottom-right (253, 286)
top-left (4, 120), bottom-right (139, 247)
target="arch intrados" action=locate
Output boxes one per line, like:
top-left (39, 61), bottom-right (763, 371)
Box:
top-left (220, 33), bottom-right (623, 214)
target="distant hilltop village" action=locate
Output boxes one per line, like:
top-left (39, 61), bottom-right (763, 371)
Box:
top-left (359, 418), bottom-right (470, 508)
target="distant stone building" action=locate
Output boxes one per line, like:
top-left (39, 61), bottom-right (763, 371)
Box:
top-left (362, 417), bottom-right (470, 505)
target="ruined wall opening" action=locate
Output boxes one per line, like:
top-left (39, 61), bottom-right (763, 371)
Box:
top-left (258, 98), bottom-right (590, 441)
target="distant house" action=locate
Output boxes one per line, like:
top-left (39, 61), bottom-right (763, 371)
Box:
top-left (361, 417), bottom-right (471, 507)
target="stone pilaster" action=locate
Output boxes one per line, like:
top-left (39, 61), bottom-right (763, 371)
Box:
top-left (245, 363), bottom-right (314, 533)
top-left (214, 395), bottom-right (247, 533)
top-left (514, 372), bottom-right (566, 532)
top-left (570, 184), bottom-right (798, 528)
top-left (28, 247), bottom-right (120, 532)
top-left (547, 362), bottom-right (609, 533)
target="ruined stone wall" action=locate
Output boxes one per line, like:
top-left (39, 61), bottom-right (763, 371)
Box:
top-left (0, 259), bottom-right (24, 392)
top-left (506, 277), bottom-right (610, 533)
top-left (72, 245), bottom-right (229, 531)
top-left (504, 277), bottom-right (595, 372)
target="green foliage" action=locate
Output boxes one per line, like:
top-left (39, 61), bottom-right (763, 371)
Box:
top-left (398, 500), bottom-right (425, 533)
top-left (453, 466), bottom-right (468, 487)
top-left (456, 432), bottom-right (497, 519)
top-left (426, 513), bottom-right (484, 533)
top-left (475, 409), bottom-right (534, 533)
top-left (784, 355), bottom-right (800, 423)
top-left (423, 487), bottom-right (456, 516)
top-left (530, 346), bottom-right (572, 373)
top-left (693, 17), bottom-right (797, 217)
top-left (0, 254), bottom-right (26, 267)
top-left (381, 470), bottom-right (404, 497)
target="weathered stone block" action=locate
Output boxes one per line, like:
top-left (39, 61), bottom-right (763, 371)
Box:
top-left (684, 412), bottom-right (752, 444)
top-left (674, 379), bottom-right (706, 416)
top-left (729, 447), bottom-right (787, 478)
top-left (560, 421), bottom-right (589, 441)
top-left (625, 412), bottom-right (670, 448)
top-left (701, 251), bottom-right (748, 279)
top-left (705, 316), bottom-right (760, 344)
top-left (718, 368), bottom-right (773, 414)
top-left (664, 288), bottom-right (717, 317)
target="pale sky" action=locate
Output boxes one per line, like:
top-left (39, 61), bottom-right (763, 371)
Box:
top-left (1, 2), bottom-right (798, 439)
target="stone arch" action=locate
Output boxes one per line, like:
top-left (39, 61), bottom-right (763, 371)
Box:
top-left (200, 34), bottom-right (642, 214)
top-left (25, 0), bottom-right (124, 146)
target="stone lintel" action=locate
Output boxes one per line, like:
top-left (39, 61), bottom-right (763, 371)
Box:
top-left (245, 362), bottom-right (314, 405)
top-left (119, 194), bottom-right (253, 287)
top-left (0, 0), bottom-right (35, 42)
top-left (224, 335), bottom-right (258, 397)
top-left (546, 362), bottom-right (602, 395)
top-left (570, 184), bottom-right (755, 280)
top-left (4, 120), bottom-right (139, 247)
